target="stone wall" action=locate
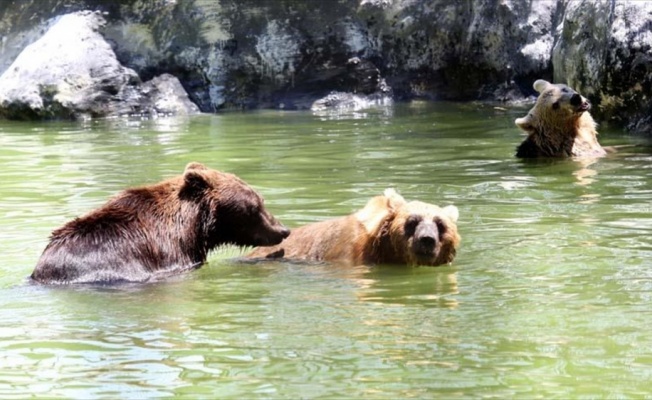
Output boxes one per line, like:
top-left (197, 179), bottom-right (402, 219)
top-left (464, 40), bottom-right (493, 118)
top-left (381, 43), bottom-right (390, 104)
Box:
top-left (0, 0), bottom-right (650, 131)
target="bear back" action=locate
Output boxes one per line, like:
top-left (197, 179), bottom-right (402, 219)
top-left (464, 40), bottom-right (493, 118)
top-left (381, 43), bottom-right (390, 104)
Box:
top-left (31, 162), bottom-right (289, 284)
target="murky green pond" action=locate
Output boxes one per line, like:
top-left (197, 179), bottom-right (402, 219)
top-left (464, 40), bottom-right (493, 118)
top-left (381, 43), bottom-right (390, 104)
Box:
top-left (1, 102), bottom-right (651, 398)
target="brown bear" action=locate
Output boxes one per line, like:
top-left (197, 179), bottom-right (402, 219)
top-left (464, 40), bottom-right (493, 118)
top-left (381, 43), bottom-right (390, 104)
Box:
top-left (247, 189), bottom-right (460, 267)
top-left (31, 162), bottom-right (290, 284)
top-left (515, 79), bottom-right (607, 158)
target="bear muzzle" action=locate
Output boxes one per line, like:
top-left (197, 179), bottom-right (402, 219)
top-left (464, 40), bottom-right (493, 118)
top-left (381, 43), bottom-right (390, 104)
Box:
top-left (262, 224), bottom-right (290, 246)
top-left (570, 93), bottom-right (591, 112)
top-left (411, 221), bottom-right (440, 259)
top-left (250, 214), bottom-right (291, 246)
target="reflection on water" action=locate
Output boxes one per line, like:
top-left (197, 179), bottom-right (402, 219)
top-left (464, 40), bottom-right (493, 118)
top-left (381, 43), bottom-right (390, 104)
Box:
top-left (1, 102), bottom-right (652, 398)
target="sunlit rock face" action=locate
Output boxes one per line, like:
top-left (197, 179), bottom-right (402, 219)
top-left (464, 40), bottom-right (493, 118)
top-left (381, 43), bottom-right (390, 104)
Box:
top-left (553, 0), bottom-right (652, 133)
top-left (0, 11), bottom-right (199, 120)
top-left (0, 0), bottom-right (649, 130)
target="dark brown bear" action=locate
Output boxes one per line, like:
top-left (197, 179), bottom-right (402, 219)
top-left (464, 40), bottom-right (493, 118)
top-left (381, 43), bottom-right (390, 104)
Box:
top-left (247, 189), bottom-right (460, 267)
top-left (31, 162), bottom-right (289, 284)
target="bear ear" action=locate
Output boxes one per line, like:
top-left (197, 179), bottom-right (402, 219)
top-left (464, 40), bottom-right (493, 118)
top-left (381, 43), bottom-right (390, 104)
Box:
top-left (356, 189), bottom-right (404, 234)
top-left (441, 205), bottom-right (459, 223)
top-left (533, 79), bottom-right (551, 93)
top-left (515, 114), bottom-right (535, 132)
top-left (185, 162), bottom-right (208, 172)
top-left (181, 168), bottom-right (210, 197)
top-left (383, 188), bottom-right (407, 211)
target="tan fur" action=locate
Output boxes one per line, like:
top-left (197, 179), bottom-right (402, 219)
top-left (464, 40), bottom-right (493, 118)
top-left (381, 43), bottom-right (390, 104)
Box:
top-left (515, 79), bottom-right (606, 158)
top-left (247, 189), bottom-right (461, 267)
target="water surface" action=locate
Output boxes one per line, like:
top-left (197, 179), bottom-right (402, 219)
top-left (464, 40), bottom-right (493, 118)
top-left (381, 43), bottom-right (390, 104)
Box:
top-left (1, 102), bottom-right (651, 398)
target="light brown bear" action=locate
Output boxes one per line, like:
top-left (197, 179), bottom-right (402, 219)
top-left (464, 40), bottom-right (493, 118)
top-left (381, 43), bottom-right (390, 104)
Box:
top-left (32, 162), bottom-right (290, 284)
top-left (247, 189), bottom-right (460, 267)
top-left (515, 79), bottom-right (606, 158)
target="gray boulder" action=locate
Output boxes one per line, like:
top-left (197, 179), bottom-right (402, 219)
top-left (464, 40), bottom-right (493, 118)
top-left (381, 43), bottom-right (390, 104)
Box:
top-left (554, 0), bottom-right (652, 132)
top-left (89, 0), bottom-right (565, 108)
top-left (0, 11), bottom-right (198, 120)
top-left (0, 1), bottom-right (650, 131)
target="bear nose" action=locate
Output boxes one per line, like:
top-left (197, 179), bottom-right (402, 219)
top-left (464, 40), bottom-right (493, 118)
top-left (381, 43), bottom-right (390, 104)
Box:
top-left (279, 226), bottom-right (291, 239)
top-left (415, 221), bottom-right (438, 242)
top-left (570, 93), bottom-right (582, 106)
top-left (418, 235), bottom-right (437, 248)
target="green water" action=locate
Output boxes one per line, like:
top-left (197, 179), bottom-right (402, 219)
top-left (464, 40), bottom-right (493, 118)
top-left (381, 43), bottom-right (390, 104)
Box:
top-left (1, 102), bottom-right (651, 398)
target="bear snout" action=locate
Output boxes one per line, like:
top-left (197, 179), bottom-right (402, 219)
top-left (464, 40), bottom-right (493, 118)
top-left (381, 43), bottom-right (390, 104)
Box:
top-left (242, 211), bottom-right (291, 247)
top-left (412, 222), bottom-right (439, 255)
top-left (417, 235), bottom-right (436, 250)
top-left (570, 93), bottom-right (591, 112)
top-left (278, 225), bottom-right (291, 239)
top-left (255, 223), bottom-right (290, 246)
top-left (259, 222), bottom-right (290, 246)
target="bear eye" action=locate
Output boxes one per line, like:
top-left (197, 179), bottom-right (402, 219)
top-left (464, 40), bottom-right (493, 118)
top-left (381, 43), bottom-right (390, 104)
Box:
top-left (404, 215), bottom-right (421, 237)
top-left (552, 101), bottom-right (560, 110)
top-left (435, 218), bottom-right (447, 238)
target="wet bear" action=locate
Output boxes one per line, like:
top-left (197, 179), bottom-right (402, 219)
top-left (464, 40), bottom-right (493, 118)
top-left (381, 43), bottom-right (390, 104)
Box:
top-left (247, 189), bottom-right (460, 267)
top-left (31, 162), bottom-right (290, 284)
top-left (515, 79), bottom-right (606, 158)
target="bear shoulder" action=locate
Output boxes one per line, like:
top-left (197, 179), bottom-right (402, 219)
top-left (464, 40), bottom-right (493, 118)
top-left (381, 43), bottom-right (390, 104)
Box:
top-left (32, 162), bottom-right (289, 284)
top-left (515, 136), bottom-right (542, 158)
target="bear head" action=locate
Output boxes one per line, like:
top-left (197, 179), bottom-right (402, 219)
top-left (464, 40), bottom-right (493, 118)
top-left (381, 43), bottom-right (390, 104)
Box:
top-left (515, 79), bottom-right (592, 133)
top-left (359, 189), bottom-right (460, 266)
top-left (180, 162), bottom-right (290, 247)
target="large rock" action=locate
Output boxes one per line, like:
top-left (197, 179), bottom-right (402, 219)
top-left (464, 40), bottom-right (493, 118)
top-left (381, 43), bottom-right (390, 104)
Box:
top-left (554, 0), bottom-right (652, 132)
top-left (99, 0), bottom-right (559, 108)
top-left (0, 11), bottom-right (198, 120)
top-left (0, 1), bottom-right (649, 131)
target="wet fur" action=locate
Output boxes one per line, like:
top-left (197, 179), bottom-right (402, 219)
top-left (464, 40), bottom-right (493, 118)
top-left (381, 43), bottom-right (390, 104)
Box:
top-left (31, 162), bottom-right (289, 284)
top-left (247, 189), bottom-right (460, 267)
top-left (515, 80), bottom-right (606, 158)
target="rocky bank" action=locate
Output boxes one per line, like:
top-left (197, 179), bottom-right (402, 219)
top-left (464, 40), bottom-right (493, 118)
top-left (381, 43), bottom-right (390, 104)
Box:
top-left (0, 0), bottom-right (649, 131)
